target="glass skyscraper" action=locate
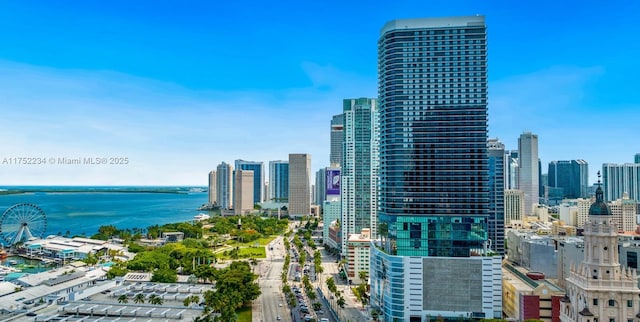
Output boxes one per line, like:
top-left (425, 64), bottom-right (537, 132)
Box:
top-left (548, 159), bottom-right (588, 199)
top-left (487, 138), bottom-right (505, 255)
top-left (235, 159), bottom-right (264, 204)
top-left (340, 98), bottom-right (379, 256)
top-left (330, 114), bottom-right (344, 167)
top-left (268, 160), bottom-right (288, 202)
top-left (216, 162), bottom-right (233, 209)
top-left (377, 16), bottom-right (489, 257)
top-left (371, 16), bottom-right (502, 321)
top-left (518, 132), bottom-right (539, 215)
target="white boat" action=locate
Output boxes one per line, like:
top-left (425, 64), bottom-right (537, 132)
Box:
top-left (194, 213), bottom-right (210, 221)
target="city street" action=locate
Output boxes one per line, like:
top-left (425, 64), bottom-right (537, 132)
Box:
top-left (315, 247), bottom-right (371, 322)
top-left (254, 236), bottom-right (291, 322)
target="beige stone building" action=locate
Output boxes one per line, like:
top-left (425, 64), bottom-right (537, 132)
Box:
top-left (560, 182), bottom-right (640, 321)
top-left (233, 169), bottom-right (254, 215)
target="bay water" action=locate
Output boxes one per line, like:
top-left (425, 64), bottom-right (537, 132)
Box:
top-left (0, 186), bottom-right (208, 239)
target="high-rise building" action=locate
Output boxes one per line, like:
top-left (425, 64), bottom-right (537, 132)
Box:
top-left (370, 16), bottom-right (502, 321)
top-left (518, 132), bottom-right (539, 215)
top-left (341, 98), bottom-right (379, 259)
top-left (216, 162), bottom-right (233, 209)
top-left (208, 170), bottom-right (217, 206)
top-left (538, 159), bottom-right (544, 199)
top-left (548, 160), bottom-right (589, 199)
top-left (505, 189), bottom-right (525, 228)
top-left (235, 160), bottom-right (264, 204)
top-left (322, 199), bottom-right (341, 250)
top-left (487, 138), bottom-right (505, 255)
top-left (559, 180), bottom-right (640, 322)
top-left (505, 150), bottom-right (519, 190)
top-left (317, 166), bottom-right (340, 207)
top-left (233, 169), bottom-right (254, 215)
top-left (330, 114), bottom-right (344, 167)
top-left (268, 160), bottom-right (289, 202)
top-left (609, 192), bottom-right (637, 232)
top-left (315, 168), bottom-right (326, 206)
top-left (635, 153), bottom-right (640, 164)
top-left (602, 163), bottom-right (640, 201)
top-left (288, 154), bottom-right (311, 217)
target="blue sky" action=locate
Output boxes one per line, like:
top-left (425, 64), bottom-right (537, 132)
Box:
top-left (1, 0), bottom-right (639, 185)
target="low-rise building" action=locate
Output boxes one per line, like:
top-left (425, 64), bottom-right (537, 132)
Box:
top-left (346, 228), bottom-right (371, 284)
top-left (502, 262), bottom-right (564, 322)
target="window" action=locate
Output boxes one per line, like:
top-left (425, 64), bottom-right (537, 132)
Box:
top-left (593, 299), bottom-right (598, 305)
top-left (609, 299), bottom-right (615, 306)
top-left (627, 299), bottom-right (633, 307)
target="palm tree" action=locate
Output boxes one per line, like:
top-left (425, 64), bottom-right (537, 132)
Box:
top-left (149, 294), bottom-right (163, 305)
top-left (117, 295), bottom-right (128, 304)
top-left (358, 270), bottom-right (368, 283)
top-left (134, 293), bottom-right (145, 304)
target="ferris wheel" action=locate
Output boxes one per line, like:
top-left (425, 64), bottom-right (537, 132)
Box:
top-left (0, 203), bottom-right (47, 246)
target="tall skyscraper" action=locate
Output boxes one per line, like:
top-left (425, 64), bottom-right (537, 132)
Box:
top-left (341, 98), bottom-right (379, 258)
top-left (602, 163), bottom-right (640, 201)
top-left (288, 153), bottom-right (311, 217)
top-left (233, 169), bottom-right (254, 215)
top-left (315, 168), bottom-right (326, 206)
top-left (370, 16), bottom-right (502, 321)
top-left (268, 160), bottom-right (289, 202)
top-left (548, 160), bottom-right (589, 199)
top-left (235, 160), bottom-right (264, 204)
top-left (216, 162), bottom-right (233, 209)
top-left (208, 170), bottom-right (217, 206)
top-left (504, 150), bottom-right (519, 190)
top-left (487, 138), bottom-right (505, 255)
top-left (330, 114), bottom-right (344, 167)
top-left (518, 132), bottom-right (539, 215)
top-left (635, 153), bottom-right (640, 164)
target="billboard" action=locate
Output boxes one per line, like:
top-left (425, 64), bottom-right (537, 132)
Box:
top-left (326, 169), bottom-right (341, 195)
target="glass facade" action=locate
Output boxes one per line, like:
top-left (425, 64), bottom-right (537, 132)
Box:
top-left (548, 160), bottom-right (589, 199)
top-left (377, 17), bottom-right (489, 256)
top-left (235, 159), bottom-right (264, 204)
top-left (488, 139), bottom-right (505, 255)
top-left (341, 98), bottom-right (379, 254)
top-left (370, 244), bottom-right (405, 321)
top-left (330, 114), bottom-right (344, 167)
top-left (269, 160), bottom-right (288, 202)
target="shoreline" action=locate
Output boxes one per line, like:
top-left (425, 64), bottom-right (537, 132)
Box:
top-left (0, 188), bottom-right (205, 195)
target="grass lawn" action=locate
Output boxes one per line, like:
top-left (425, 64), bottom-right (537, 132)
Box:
top-left (236, 304), bottom-right (252, 322)
top-left (227, 235), bottom-right (277, 247)
top-left (216, 245), bottom-right (266, 260)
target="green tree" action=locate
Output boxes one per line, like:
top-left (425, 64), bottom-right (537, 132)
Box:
top-left (312, 302), bottom-right (321, 311)
top-left (127, 242), bottom-right (146, 253)
top-left (202, 261), bottom-right (261, 321)
top-left (337, 296), bottom-right (345, 308)
top-left (134, 293), bottom-right (145, 304)
top-left (83, 253), bottom-right (99, 266)
top-left (149, 294), bottom-right (164, 305)
top-left (106, 263), bottom-right (129, 279)
top-left (151, 268), bottom-right (178, 283)
top-left (117, 295), bottom-right (128, 303)
top-left (358, 270), bottom-right (368, 283)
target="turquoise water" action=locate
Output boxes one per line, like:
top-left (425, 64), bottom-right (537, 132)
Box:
top-left (1, 256), bottom-right (53, 274)
top-left (0, 186), bottom-right (208, 239)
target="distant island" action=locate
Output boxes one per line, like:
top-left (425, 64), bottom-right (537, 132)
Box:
top-left (0, 186), bottom-right (207, 195)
